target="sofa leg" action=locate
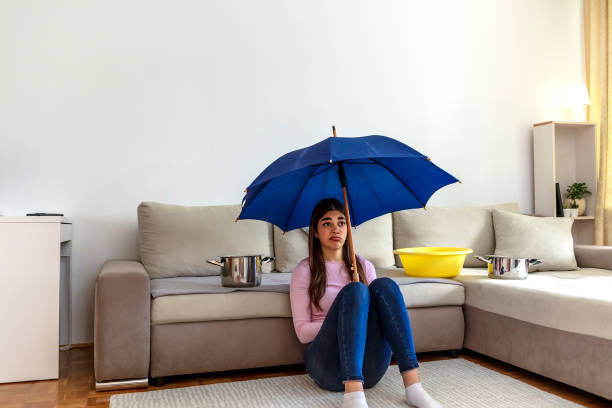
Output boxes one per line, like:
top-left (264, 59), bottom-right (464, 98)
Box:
top-left (151, 377), bottom-right (165, 387)
top-left (449, 349), bottom-right (460, 358)
top-left (95, 378), bottom-right (149, 391)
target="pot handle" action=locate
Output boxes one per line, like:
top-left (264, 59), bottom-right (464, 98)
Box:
top-left (261, 256), bottom-right (275, 265)
top-left (206, 259), bottom-right (224, 267)
top-left (474, 255), bottom-right (492, 264)
top-left (528, 259), bottom-right (543, 266)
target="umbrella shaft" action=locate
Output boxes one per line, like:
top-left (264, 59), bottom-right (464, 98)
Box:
top-left (337, 163), bottom-right (348, 188)
top-left (341, 185), bottom-right (359, 283)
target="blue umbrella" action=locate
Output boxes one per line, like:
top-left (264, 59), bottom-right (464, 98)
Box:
top-left (237, 127), bottom-right (459, 281)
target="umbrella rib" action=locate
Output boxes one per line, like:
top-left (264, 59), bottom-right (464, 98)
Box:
top-left (238, 179), bottom-right (271, 217)
top-left (309, 163), bottom-right (335, 178)
top-left (343, 161), bottom-right (379, 165)
top-left (369, 158), bottom-right (426, 207)
top-left (283, 165), bottom-right (320, 232)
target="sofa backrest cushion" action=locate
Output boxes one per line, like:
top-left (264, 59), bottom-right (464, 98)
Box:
top-left (138, 202), bottom-right (274, 278)
top-left (492, 209), bottom-right (577, 271)
top-left (273, 213), bottom-right (395, 273)
top-left (392, 202), bottom-right (520, 268)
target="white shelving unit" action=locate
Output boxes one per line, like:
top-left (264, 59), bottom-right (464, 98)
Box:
top-left (0, 216), bottom-right (72, 383)
top-left (533, 121), bottom-right (597, 245)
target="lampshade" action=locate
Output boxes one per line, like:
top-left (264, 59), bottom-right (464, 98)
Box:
top-left (566, 84), bottom-right (591, 106)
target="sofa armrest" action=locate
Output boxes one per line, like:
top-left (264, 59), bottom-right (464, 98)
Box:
top-left (94, 260), bottom-right (150, 383)
top-left (574, 245), bottom-right (612, 270)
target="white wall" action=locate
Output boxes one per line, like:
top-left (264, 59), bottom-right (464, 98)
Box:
top-left (0, 0), bottom-right (584, 343)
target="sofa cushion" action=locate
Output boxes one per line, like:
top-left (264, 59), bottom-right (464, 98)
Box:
top-left (138, 202), bottom-right (274, 278)
top-left (150, 273), bottom-right (465, 325)
top-left (392, 203), bottom-right (520, 268)
top-left (454, 268), bottom-right (612, 340)
top-left (272, 227), bottom-right (308, 273)
top-left (273, 213), bottom-right (395, 273)
top-left (151, 292), bottom-right (291, 324)
top-left (492, 209), bottom-right (577, 271)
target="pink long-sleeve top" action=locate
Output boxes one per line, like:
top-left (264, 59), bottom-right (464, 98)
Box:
top-left (289, 255), bottom-right (377, 344)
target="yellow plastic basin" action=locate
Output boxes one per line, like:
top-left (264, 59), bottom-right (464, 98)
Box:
top-left (393, 247), bottom-right (474, 278)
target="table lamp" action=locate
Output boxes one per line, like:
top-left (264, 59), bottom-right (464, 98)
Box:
top-left (566, 83), bottom-right (591, 121)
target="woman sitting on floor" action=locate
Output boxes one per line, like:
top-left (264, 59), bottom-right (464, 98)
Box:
top-left (289, 197), bottom-right (442, 408)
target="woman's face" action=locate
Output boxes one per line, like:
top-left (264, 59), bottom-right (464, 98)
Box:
top-left (315, 210), bottom-right (347, 251)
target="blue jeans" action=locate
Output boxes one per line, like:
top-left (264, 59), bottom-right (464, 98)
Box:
top-left (303, 277), bottom-right (419, 391)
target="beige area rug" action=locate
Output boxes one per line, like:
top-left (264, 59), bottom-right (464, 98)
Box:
top-left (110, 359), bottom-right (584, 407)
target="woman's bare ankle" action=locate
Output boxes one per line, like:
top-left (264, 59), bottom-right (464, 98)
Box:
top-left (401, 368), bottom-right (420, 387)
top-left (344, 380), bottom-right (364, 393)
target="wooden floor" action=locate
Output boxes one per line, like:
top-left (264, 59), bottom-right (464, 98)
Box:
top-left (0, 346), bottom-right (610, 407)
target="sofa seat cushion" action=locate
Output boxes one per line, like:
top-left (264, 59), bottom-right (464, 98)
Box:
top-left (151, 292), bottom-right (291, 325)
top-left (150, 273), bottom-right (465, 325)
top-left (454, 268), bottom-right (612, 340)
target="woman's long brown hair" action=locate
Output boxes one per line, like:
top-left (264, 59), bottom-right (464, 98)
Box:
top-left (308, 198), bottom-right (367, 312)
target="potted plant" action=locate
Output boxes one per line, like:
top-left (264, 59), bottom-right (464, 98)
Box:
top-left (569, 201), bottom-right (579, 218)
top-left (564, 182), bottom-right (592, 216)
top-left (562, 202), bottom-right (571, 218)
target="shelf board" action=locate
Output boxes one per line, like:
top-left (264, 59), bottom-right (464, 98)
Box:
top-left (556, 122), bottom-right (597, 128)
top-left (533, 120), bottom-right (597, 128)
top-left (0, 216), bottom-right (70, 223)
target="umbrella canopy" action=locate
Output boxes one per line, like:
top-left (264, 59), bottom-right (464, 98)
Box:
top-left (238, 135), bottom-right (459, 232)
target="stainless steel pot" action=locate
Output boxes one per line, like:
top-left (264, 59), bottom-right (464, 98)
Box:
top-left (206, 255), bottom-right (274, 287)
top-left (474, 255), bottom-right (543, 280)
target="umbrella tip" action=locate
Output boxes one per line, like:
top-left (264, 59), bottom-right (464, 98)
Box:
top-left (235, 217), bottom-right (238, 222)
top-left (282, 230), bottom-right (286, 235)
top-left (332, 125), bottom-right (337, 137)
top-left (422, 206), bottom-right (428, 211)
top-left (458, 180), bottom-right (462, 184)
top-left (244, 188), bottom-right (247, 192)
top-left (426, 157), bottom-right (431, 161)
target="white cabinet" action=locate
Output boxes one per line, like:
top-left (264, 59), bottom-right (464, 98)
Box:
top-left (533, 121), bottom-right (597, 244)
top-left (0, 217), bottom-right (72, 382)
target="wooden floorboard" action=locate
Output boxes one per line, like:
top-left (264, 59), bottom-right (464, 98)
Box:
top-left (0, 347), bottom-right (609, 407)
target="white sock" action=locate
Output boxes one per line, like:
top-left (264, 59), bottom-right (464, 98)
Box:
top-left (405, 382), bottom-right (442, 408)
top-left (342, 391), bottom-right (369, 408)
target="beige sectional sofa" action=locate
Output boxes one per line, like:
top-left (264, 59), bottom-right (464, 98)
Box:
top-left (94, 201), bottom-right (470, 390)
top-left (94, 201), bottom-right (612, 401)
top-left (455, 248), bottom-right (612, 400)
